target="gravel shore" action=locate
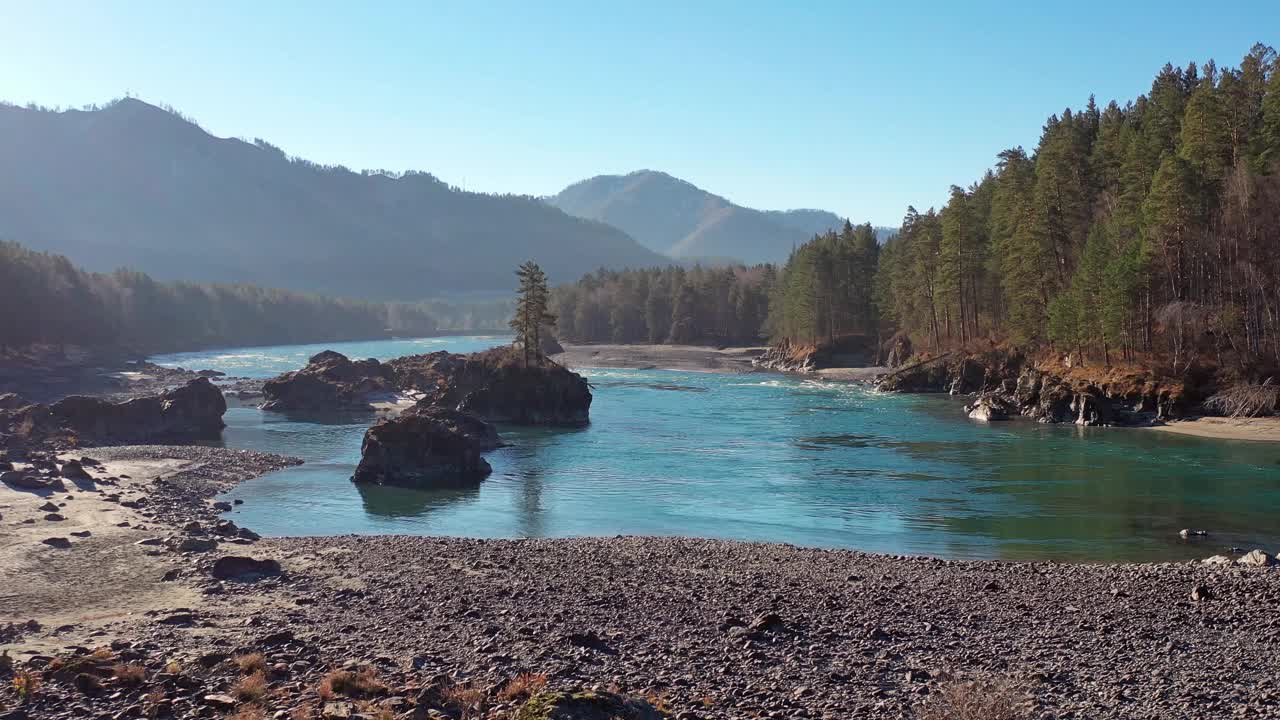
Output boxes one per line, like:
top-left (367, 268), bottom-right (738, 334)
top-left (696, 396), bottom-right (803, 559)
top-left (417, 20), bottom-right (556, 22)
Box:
top-left (4, 443), bottom-right (1279, 719)
top-left (552, 344), bottom-right (766, 374)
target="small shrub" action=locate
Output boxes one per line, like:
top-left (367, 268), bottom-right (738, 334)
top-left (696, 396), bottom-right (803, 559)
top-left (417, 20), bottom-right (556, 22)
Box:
top-left (499, 672), bottom-right (548, 702)
top-left (145, 689), bottom-right (168, 719)
top-left (163, 660), bottom-right (182, 675)
top-left (317, 668), bottom-right (385, 700)
top-left (235, 653), bottom-right (267, 675)
top-left (228, 707), bottom-right (267, 720)
top-left (113, 663), bottom-right (146, 687)
top-left (233, 671), bottom-right (269, 702)
top-left (12, 670), bottom-right (41, 704)
top-left (917, 677), bottom-right (1031, 720)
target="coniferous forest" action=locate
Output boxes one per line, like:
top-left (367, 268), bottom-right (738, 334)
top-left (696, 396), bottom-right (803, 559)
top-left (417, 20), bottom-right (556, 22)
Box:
top-left (875, 43), bottom-right (1280, 371)
top-left (550, 264), bottom-right (776, 346)
top-left (0, 241), bottom-right (511, 354)
top-left (558, 44), bottom-right (1280, 374)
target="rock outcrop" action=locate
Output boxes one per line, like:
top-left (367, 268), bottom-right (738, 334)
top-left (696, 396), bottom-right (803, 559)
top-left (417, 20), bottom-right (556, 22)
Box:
top-left (1, 378), bottom-right (226, 446)
top-left (879, 350), bottom-right (1187, 426)
top-left (351, 407), bottom-right (502, 487)
top-left (390, 347), bottom-right (592, 426)
top-left (260, 350), bottom-right (395, 411)
top-left (261, 347), bottom-right (593, 425)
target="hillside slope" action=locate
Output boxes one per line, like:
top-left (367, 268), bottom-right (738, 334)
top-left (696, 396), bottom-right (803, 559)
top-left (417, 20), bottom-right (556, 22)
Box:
top-left (0, 99), bottom-right (668, 297)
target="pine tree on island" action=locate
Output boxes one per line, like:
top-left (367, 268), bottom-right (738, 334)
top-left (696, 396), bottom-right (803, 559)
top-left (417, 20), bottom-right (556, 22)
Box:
top-left (510, 261), bottom-right (556, 367)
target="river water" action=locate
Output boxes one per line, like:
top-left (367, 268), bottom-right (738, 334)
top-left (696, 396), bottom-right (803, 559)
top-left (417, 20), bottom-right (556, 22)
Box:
top-left (153, 335), bottom-right (1280, 562)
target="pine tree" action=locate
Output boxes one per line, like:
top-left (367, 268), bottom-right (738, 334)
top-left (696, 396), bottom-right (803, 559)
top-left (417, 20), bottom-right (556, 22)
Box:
top-left (510, 261), bottom-right (555, 366)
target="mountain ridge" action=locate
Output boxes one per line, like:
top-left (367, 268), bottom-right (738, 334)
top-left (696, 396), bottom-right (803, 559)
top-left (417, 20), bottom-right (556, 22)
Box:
top-left (547, 170), bottom-right (891, 264)
top-left (0, 98), bottom-right (669, 298)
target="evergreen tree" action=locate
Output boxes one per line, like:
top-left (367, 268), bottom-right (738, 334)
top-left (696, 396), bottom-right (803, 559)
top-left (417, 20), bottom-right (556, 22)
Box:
top-left (510, 261), bottom-right (555, 366)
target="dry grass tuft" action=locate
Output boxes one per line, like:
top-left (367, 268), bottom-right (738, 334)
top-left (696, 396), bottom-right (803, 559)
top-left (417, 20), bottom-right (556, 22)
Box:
top-left (232, 671), bottom-right (269, 702)
top-left (355, 701), bottom-right (396, 720)
top-left (235, 652), bottom-right (267, 675)
top-left (289, 703), bottom-right (317, 720)
top-left (162, 660), bottom-right (182, 675)
top-left (917, 677), bottom-right (1031, 720)
top-left (317, 668), bottom-right (386, 700)
top-left (228, 706), bottom-right (267, 720)
top-left (498, 672), bottom-right (548, 702)
top-left (441, 682), bottom-right (485, 719)
top-left (644, 689), bottom-right (672, 714)
top-left (113, 663), bottom-right (146, 687)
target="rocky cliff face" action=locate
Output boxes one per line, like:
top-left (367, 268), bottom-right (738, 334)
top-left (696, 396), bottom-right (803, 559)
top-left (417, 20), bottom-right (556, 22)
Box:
top-left (878, 351), bottom-right (1187, 426)
top-left (351, 407), bottom-right (502, 487)
top-left (1, 378), bottom-right (227, 447)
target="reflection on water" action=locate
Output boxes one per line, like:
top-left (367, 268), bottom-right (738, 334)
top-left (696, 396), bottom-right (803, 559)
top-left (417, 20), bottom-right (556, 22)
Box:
top-left (155, 337), bottom-right (1280, 562)
top-left (355, 482), bottom-right (480, 518)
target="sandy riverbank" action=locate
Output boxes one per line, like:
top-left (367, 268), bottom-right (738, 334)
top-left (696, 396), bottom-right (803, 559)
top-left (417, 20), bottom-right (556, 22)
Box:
top-left (3, 444), bottom-right (1280, 719)
top-left (1147, 416), bottom-right (1280, 442)
top-left (552, 343), bottom-right (767, 374)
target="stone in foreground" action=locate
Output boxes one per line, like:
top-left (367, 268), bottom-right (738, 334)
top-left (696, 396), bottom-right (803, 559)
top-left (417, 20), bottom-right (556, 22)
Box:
top-left (351, 407), bottom-right (501, 487)
top-left (211, 555), bottom-right (283, 580)
top-left (516, 690), bottom-right (663, 720)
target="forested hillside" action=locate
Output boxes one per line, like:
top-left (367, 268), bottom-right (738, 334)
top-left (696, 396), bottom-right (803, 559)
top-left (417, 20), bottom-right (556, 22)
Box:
top-left (550, 265), bottom-right (775, 345)
top-left (787, 43), bottom-right (1280, 371)
top-left (0, 99), bottom-right (667, 297)
top-left (0, 241), bottom-right (510, 353)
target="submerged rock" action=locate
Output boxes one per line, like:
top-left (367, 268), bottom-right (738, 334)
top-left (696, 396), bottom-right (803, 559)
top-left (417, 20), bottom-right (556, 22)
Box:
top-left (352, 407), bottom-right (501, 487)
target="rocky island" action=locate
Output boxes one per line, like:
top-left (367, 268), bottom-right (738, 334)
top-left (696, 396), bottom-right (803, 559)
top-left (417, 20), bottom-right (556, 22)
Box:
top-left (261, 347), bottom-right (592, 426)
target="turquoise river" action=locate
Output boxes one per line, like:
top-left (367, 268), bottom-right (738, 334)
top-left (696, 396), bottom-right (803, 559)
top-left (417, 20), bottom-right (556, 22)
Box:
top-left (152, 335), bottom-right (1280, 563)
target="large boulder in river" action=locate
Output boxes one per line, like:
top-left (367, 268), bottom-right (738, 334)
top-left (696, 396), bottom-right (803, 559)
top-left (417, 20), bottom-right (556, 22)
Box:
top-left (389, 347), bottom-right (591, 426)
top-left (37, 378), bottom-right (226, 443)
top-left (351, 407), bottom-right (501, 487)
top-left (260, 350), bottom-right (395, 411)
top-left (966, 393), bottom-right (1014, 422)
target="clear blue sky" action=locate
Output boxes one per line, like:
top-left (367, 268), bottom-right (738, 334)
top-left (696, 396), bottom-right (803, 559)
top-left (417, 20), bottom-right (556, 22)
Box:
top-left (3, 1), bottom-right (1274, 225)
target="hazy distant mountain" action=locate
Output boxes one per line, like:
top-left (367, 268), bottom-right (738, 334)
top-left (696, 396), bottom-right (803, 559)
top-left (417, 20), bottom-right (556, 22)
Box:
top-left (0, 99), bottom-right (667, 298)
top-left (548, 170), bottom-right (891, 265)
